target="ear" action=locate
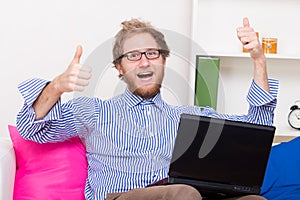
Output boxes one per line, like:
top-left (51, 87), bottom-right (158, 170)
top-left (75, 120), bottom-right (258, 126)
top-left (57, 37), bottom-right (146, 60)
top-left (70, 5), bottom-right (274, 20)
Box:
top-left (115, 63), bottom-right (124, 76)
top-left (162, 58), bottom-right (167, 67)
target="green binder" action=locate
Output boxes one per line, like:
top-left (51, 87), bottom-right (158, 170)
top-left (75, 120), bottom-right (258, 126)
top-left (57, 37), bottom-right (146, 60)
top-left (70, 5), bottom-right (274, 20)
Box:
top-left (194, 55), bottom-right (220, 110)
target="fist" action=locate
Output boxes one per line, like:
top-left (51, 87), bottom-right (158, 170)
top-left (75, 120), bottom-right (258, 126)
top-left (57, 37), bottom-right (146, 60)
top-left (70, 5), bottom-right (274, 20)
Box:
top-left (237, 17), bottom-right (263, 59)
top-left (53, 45), bottom-right (92, 93)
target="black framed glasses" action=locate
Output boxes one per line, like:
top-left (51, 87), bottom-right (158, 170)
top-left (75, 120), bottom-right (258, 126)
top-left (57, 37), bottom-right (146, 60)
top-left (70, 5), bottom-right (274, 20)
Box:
top-left (118, 49), bottom-right (162, 61)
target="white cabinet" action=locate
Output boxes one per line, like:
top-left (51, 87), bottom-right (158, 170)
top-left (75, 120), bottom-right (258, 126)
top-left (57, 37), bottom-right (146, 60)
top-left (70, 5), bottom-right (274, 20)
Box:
top-left (191, 0), bottom-right (300, 137)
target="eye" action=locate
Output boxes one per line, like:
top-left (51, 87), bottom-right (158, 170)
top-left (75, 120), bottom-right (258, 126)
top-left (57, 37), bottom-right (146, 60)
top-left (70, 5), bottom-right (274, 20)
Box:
top-left (127, 51), bottom-right (141, 60)
top-left (147, 50), bottom-right (159, 57)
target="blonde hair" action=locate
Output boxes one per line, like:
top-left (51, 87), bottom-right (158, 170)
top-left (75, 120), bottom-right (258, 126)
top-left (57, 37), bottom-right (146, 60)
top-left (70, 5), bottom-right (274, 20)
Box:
top-left (112, 18), bottom-right (170, 67)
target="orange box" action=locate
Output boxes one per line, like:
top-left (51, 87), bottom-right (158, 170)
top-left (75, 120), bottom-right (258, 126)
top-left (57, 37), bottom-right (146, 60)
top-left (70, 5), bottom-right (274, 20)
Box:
top-left (243, 32), bottom-right (259, 53)
top-left (262, 38), bottom-right (277, 54)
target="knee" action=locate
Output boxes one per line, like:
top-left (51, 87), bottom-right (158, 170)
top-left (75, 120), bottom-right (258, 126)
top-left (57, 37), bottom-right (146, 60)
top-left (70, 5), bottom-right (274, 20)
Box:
top-left (164, 184), bottom-right (202, 200)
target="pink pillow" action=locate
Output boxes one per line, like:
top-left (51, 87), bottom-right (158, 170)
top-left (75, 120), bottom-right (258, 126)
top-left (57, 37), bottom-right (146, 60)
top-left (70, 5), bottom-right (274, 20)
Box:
top-left (8, 125), bottom-right (87, 200)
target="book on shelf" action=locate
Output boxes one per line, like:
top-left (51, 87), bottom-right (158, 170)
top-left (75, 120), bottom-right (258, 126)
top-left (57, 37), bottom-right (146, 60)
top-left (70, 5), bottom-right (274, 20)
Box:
top-left (195, 55), bottom-right (220, 110)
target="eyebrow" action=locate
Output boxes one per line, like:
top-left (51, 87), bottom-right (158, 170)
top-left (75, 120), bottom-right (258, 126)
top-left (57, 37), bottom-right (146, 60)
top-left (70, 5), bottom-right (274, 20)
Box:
top-left (124, 48), bottom-right (160, 53)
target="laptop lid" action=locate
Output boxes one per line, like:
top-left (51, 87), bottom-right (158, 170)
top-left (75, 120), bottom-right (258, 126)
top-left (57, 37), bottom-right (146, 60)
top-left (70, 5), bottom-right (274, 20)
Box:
top-left (168, 114), bottom-right (276, 198)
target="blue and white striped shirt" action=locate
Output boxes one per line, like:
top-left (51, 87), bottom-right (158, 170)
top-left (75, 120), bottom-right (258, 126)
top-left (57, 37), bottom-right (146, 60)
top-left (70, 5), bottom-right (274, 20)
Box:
top-left (16, 78), bottom-right (278, 200)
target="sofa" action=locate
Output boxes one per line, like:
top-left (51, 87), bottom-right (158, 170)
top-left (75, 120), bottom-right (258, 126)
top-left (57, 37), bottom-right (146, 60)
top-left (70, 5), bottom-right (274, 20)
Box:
top-left (1, 125), bottom-right (299, 200)
top-left (0, 138), bottom-right (15, 200)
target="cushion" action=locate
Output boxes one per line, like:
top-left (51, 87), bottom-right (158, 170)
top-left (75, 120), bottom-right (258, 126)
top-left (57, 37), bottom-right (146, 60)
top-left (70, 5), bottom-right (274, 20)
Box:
top-left (8, 125), bottom-right (87, 200)
top-left (260, 137), bottom-right (300, 200)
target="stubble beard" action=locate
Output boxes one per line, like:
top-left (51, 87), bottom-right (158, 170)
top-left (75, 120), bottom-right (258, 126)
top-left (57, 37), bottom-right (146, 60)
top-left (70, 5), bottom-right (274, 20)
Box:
top-left (133, 83), bottom-right (161, 99)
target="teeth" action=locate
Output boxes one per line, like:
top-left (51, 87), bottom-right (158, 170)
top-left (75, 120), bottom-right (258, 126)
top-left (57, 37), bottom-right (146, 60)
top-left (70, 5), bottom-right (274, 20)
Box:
top-left (138, 72), bottom-right (152, 76)
top-left (137, 72), bottom-right (153, 78)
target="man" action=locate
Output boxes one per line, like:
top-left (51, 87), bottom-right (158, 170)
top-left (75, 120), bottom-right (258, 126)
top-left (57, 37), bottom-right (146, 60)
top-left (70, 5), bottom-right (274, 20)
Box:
top-left (17, 17), bottom-right (278, 200)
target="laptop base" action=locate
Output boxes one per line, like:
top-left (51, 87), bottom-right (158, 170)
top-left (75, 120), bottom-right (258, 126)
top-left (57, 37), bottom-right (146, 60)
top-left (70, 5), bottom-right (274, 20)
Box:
top-left (168, 177), bottom-right (260, 200)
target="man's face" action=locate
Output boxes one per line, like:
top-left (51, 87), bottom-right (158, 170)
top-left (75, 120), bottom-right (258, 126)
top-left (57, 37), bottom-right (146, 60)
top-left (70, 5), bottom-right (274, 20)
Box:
top-left (116, 33), bottom-right (166, 99)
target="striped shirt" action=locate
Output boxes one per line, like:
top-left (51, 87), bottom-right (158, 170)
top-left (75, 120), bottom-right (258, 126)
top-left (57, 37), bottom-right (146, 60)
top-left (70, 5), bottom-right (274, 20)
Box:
top-left (16, 78), bottom-right (278, 200)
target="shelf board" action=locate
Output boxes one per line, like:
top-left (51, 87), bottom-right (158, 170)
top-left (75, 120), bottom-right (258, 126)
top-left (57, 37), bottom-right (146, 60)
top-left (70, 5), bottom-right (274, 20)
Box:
top-left (202, 52), bottom-right (300, 60)
top-left (273, 135), bottom-right (297, 144)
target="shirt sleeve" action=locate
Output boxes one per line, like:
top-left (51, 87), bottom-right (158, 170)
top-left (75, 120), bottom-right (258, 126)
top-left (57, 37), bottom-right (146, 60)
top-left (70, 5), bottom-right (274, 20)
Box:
top-left (245, 78), bottom-right (278, 125)
top-left (17, 78), bottom-right (63, 121)
top-left (16, 78), bottom-right (96, 143)
top-left (247, 78), bottom-right (278, 107)
top-left (206, 78), bottom-right (279, 126)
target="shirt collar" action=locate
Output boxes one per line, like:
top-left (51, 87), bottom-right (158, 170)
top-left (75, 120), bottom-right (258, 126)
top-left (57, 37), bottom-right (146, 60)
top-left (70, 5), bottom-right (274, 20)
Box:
top-left (123, 88), bottom-right (165, 109)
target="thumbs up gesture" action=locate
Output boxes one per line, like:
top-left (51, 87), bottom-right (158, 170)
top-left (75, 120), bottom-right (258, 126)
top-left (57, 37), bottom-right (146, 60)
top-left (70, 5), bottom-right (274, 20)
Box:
top-left (237, 17), bottom-right (264, 60)
top-left (52, 45), bottom-right (92, 93)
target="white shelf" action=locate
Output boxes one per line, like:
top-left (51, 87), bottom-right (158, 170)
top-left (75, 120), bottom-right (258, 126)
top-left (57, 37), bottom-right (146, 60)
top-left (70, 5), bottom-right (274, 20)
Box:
top-left (202, 52), bottom-right (300, 60)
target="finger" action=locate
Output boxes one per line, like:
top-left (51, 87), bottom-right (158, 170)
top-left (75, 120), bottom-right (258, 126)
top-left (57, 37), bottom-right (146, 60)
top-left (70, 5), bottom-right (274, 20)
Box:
top-left (80, 66), bottom-right (92, 73)
top-left (244, 39), bottom-right (260, 52)
top-left (72, 45), bottom-right (83, 64)
top-left (73, 79), bottom-right (90, 92)
top-left (74, 85), bottom-right (86, 92)
top-left (240, 37), bottom-right (251, 45)
top-left (243, 17), bottom-right (250, 28)
top-left (75, 78), bottom-right (90, 87)
top-left (78, 69), bottom-right (92, 80)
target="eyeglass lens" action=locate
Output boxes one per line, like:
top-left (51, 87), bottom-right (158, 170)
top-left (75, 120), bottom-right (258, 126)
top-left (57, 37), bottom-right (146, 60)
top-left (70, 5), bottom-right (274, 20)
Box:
top-left (126, 50), bottom-right (160, 61)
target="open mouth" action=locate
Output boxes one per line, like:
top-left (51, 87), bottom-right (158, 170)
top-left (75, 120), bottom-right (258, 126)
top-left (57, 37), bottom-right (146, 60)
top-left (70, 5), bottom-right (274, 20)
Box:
top-left (137, 72), bottom-right (153, 79)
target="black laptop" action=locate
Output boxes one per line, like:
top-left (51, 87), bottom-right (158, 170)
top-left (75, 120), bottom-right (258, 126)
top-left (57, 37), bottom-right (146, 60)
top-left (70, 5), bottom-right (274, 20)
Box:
top-left (149, 113), bottom-right (276, 199)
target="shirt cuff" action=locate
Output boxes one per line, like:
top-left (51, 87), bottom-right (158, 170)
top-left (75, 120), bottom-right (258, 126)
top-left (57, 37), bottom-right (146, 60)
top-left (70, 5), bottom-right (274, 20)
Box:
top-left (247, 78), bottom-right (279, 107)
top-left (18, 78), bottom-right (62, 121)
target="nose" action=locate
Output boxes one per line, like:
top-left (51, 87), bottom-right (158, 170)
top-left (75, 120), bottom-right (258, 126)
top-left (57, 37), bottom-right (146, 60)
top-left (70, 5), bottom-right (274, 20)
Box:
top-left (139, 53), bottom-right (150, 67)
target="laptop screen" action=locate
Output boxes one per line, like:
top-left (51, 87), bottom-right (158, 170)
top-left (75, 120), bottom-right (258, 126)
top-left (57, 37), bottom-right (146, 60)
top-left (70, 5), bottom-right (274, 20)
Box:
top-left (169, 114), bottom-right (275, 188)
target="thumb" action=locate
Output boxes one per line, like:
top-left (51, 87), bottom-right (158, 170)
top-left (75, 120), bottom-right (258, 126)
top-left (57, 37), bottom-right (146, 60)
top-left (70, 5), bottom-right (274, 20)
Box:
top-left (243, 17), bottom-right (250, 28)
top-left (72, 45), bottom-right (83, 64)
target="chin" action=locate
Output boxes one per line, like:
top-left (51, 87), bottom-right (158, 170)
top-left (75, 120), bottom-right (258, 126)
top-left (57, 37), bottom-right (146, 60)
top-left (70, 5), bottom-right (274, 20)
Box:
top-left (133, 84), bottom-right (161, 99)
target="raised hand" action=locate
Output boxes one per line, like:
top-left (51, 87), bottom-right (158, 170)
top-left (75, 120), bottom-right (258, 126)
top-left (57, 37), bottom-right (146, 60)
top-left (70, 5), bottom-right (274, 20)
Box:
top-left (52, 45), bottom-right (92, 94)
top-left (32, 45), bottom-right (92, 119)
top-left (237, 17), bottom-right (264, 60)
top-left (237, 17), bottom-right (269, 92)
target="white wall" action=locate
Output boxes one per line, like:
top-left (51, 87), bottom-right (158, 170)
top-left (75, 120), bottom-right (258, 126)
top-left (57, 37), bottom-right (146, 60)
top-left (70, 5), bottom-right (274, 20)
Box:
top-left (0, 0), bottom-right (194, 137)
top-left (3, 0), bottom-right (296, 139)
top-left (192, 0), bottom-right (300, 136)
